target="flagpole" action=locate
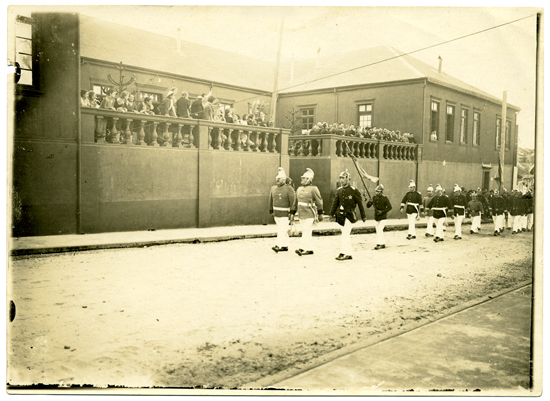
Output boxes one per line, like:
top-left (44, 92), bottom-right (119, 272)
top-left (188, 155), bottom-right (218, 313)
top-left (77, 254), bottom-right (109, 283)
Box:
top-left (270, 15), bottom-right (284, 128)
top-left (344, 141), bottom-right (372, 201)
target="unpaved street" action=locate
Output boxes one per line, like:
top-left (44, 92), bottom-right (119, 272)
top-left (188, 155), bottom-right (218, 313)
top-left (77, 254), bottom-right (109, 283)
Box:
top-left (8, 228), bottom-right (533, 389)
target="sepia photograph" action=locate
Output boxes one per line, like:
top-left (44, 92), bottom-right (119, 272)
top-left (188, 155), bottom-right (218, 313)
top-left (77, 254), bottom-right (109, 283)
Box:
top-left (5, 3), bottom-right (543, 396)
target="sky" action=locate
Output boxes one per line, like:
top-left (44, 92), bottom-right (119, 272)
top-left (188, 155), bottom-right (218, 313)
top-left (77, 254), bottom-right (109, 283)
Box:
top-left (7, 4), bottom-right (541, 149)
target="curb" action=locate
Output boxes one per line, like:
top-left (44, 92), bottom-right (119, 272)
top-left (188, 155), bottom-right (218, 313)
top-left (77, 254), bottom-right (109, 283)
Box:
top-left (241, 280), bottom-right (533, 389)
top-left (10, 219), bottom-right (495, 257)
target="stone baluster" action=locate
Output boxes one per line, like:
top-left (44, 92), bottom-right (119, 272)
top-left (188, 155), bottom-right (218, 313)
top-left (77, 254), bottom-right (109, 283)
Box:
top-left (242, 130), bottom-right (250, 152)
top-left (173, 123), bottom-right (182, 147)
top-left (316, 139), bottom-right (322, 156)
top-left (215, 128), bottom-right (224, 150)
top-left (122, 119), bottom-right (133, 145)
top-left (188, 125), bottom-right (195, 148)
top-left (150, 122), bottom-right (159, 146)
top-left (253, 131), bottom-right (260, 152)
top-left (109, 118), bottom-right (119, 143)
top-left (359, 142), bottom-right (365, 158)
top-left (94, 115), bottom-right (105, 143)
top-left (261, 132), bottom-right (268, 152)
top-left (270, 132), bottom-right (277, 153)
top-left (161, 123), bottom-right (172, 147)
top-left (225, 128), bottom-right (233, 150)
top-left (207, 127), bottom-right (213, 150)
top-left (234, 130), bottom-right (242, 151)
top-left (137, 120), bottom-right (147, 145)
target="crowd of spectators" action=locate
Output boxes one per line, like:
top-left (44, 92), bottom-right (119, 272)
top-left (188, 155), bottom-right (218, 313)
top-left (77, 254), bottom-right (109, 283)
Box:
top-left (301, 122), bottom-right (416, 143)
top-left (82, 86), bottom-right (274, 129)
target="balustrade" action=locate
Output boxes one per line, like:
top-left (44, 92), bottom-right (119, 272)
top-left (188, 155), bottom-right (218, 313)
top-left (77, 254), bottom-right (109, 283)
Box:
top-left (289, 134), bottom-right (420, 161)
top-left (82, 108), bottom-right (287, 153)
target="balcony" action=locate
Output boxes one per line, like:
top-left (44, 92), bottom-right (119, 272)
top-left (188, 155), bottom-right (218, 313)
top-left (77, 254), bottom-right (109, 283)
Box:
top-left (289, 134), bottom-right (421, 161)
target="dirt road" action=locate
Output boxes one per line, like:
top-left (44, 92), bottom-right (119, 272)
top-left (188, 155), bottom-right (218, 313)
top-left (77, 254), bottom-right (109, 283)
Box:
top-left (7, 228), bottom-right (533, 389)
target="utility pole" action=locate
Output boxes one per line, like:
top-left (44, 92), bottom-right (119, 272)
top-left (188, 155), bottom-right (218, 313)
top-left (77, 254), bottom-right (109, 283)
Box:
top-left (270, 15), bottom-right (284, 128)
top-left (500, 91), bottom-right (507, 192)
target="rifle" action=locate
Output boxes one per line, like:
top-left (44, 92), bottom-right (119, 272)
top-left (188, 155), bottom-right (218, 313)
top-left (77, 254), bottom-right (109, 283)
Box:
top-left (343, 140), bottom-right (372, 202)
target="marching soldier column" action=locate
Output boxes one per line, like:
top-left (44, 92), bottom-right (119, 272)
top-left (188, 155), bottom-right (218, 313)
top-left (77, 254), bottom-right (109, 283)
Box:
top-left (400, 180), bottom-right (422, 240)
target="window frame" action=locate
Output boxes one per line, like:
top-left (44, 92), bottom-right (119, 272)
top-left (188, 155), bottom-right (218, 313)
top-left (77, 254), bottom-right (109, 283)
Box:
top-left (299, 106), bottom-right (315, 131)
top-left (430, 100), bottom-right (440, 142)
top-left (495, 117), bottom-right (502, 150)
top-left (445, 104), bottom-right (455, 143)
top-left (357, 103), bottom-right (374, 129)
top-left (505, 119), bottom-right (512, 150)
top-left (472, 111), bottom-right (481, 147)
top-left (14, 14), bottom-right (40, 93)
top-left (460, 108), bottom-right (468, 145)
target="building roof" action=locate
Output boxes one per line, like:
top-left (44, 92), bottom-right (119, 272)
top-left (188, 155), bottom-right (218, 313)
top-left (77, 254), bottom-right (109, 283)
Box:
top-left (278, 46), bottom-right (519, 109)
top-left (79, 14), bottom-right (275, 92)
top-left (79, 16), bottom-right (518, 109)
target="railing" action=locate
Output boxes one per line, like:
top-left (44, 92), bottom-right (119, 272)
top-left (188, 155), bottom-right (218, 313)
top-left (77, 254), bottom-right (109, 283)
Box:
top-left (289, 134), bottom-right (421, 161)
top-left (81, 107), bottom-right (286, 153)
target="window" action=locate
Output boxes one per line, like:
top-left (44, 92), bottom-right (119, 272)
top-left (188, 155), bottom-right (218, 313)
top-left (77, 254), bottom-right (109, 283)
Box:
top-left (505, 120), bottom-right (511, 150)
top-left (136, 91), bottom-right (162, 103)
top-left (473, 112), bottom-right (480, 146)
top-left (358, 104), bottom-right (373, 129)
top-left (446, 105), bottom-right (455, 142)
top-left (495, 117), bottom-right (501, 149)
top-left (460, 108), bottom-right (468, 144)
top-left (430, 101), bottom-right (439, 141)
top-left (301, 108), bottom-right (315, 130)
top-left (14, 15), bottom-right (34, 86)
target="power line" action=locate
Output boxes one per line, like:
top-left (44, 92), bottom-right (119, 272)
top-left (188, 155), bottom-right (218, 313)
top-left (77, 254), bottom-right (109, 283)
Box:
top-left (231, 13), bottom-right (537, 108)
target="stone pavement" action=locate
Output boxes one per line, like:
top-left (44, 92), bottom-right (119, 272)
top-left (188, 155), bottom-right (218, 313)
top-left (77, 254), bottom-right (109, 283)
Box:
top-left (10, 217), bottom-right (492, 256)
top-left (272, 285), bottom-right (533, 394)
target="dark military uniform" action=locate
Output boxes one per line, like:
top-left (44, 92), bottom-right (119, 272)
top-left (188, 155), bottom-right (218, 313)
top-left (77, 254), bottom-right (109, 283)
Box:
top-left (367, 193), bottom-right (392, 248)
top-left (427, 194), bottom-right (453, 241)
top-left (330, 185), bottom-right (366, 226)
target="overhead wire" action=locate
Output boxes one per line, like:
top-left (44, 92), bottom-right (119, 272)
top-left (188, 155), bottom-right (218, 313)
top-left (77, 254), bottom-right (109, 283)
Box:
top-left (229, 13), bottom-right (537, 108)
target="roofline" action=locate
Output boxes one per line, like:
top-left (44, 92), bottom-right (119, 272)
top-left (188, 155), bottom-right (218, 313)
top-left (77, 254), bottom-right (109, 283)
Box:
top-left (81, 56), bottom-right (273, 98)
top-left (426, 77), bottom-right (521, 111)
top-left (278, 77), bottom-right (427, 98)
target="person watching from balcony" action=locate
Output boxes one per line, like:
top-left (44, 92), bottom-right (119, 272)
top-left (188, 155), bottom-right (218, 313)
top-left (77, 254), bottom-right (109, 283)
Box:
top-left (87, 91), bottom-right (100, 108)
top-left (176, 91), bottom-right (190, 118)
top-left (137, 96), bottom-right (154, 115)
top-left (225, 108), bottom-right (234, 123)
top-left (81, 90), bottom-right (90, 107)
top-left (329, 123), bottom-right (338, 135)
top-left (257, 111), bottom-right (267, 127)
top-left (126, 93), bottom-right (137, 113)
top-left (247, 113), bottom-right (257, 126)
top-left (100, 88), bottom-right (117, 111)
top-left (337, 123), bottom-right (345, 136)
top-left (190, 95), bottom-right (204, 119)
top-left (311, 122), bottom-right (322, 135)
top-left (431, 130), bottom-right (438, 141)
top-left (162, 87), bottom-right (178, 117)
top-left (320, 122), bottom-right (329, 135)
top-left (115, 90), bottom-right (129, 113)
top-left (203, 95), bottom-right (217, 121)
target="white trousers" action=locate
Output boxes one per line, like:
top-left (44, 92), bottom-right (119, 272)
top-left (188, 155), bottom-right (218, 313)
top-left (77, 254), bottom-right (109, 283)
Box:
top-left (300, 218), bottom-right (315, 251)
top-left (274, 216), bottom-right (289, 248)
top-left (375, 219), bottom-right (386, 245)
top-left (471, 215), bottom-right (481, 232)
top-left (494, 214), bottom-right (504, 232)
top-left (426, 216), bottom-right (435, 235)
top-left (340, 218), bottom-right (355, 256)
top-left (512, 215), bottom-right (522, 232)
top-left (521, 215), bottom-right (528, 230)
top-left (506, 212), bottom-right (513, 228)
top-left (435, 217), bottom-right (446, 238)
top-left (527, 213), bottom-right (534, 230)
top-left (407, 213), bottom-right (417, 236)
top-left (454, 215), bottom-right (464, 237)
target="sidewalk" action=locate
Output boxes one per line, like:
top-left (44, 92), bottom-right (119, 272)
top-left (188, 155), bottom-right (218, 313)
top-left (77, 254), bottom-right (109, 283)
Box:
top-left (10, 217), bottom-right (491, 256)
top-left (272, 284), bottom-right (533, 393)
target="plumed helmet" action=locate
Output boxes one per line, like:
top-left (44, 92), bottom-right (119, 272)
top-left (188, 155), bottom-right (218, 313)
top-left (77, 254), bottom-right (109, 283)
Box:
top-left (376, 184), bottom-right (384, 191)
top-left (435, 184), bottom-right (443, 192)
top-left (427, 184), bottom-right (434, 192)
top-left (453, 184), bottom-right (461, 192)
top-left (301, 168), bottom-right (314, 180)
top-left (275, 167), bottom-right (286, 180)
top-left (408, 180), bottom-right (416, 188)
top-left (339, 169), bottom-right (350, 179)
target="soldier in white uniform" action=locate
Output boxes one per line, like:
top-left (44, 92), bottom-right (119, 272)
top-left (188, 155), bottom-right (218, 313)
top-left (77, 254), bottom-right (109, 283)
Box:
top-left (295, 168), bottom-right (324, 256)
top-left (426, 184), bottom-right (454, 242)
top-left (268, 167), bottom-right (296, 253)
top-left (451, 184), bottom-right (468, 240)
top-left (400, 180), bottom-right (422, 239)
top-left (422, 184), bottom-right (435, 237)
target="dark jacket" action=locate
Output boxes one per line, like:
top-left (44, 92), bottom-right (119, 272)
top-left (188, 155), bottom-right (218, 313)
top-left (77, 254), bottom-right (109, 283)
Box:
top-left (366, 194), bottom-right (392, 222)
top-left (330, 185), bottom-right (366, 226)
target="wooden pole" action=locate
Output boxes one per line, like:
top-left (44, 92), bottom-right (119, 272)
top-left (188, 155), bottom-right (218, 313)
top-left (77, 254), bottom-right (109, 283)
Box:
top-left (270, 15), bottom-right (284, 128)
top-left (500, 91), bottom-right (507, 192)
